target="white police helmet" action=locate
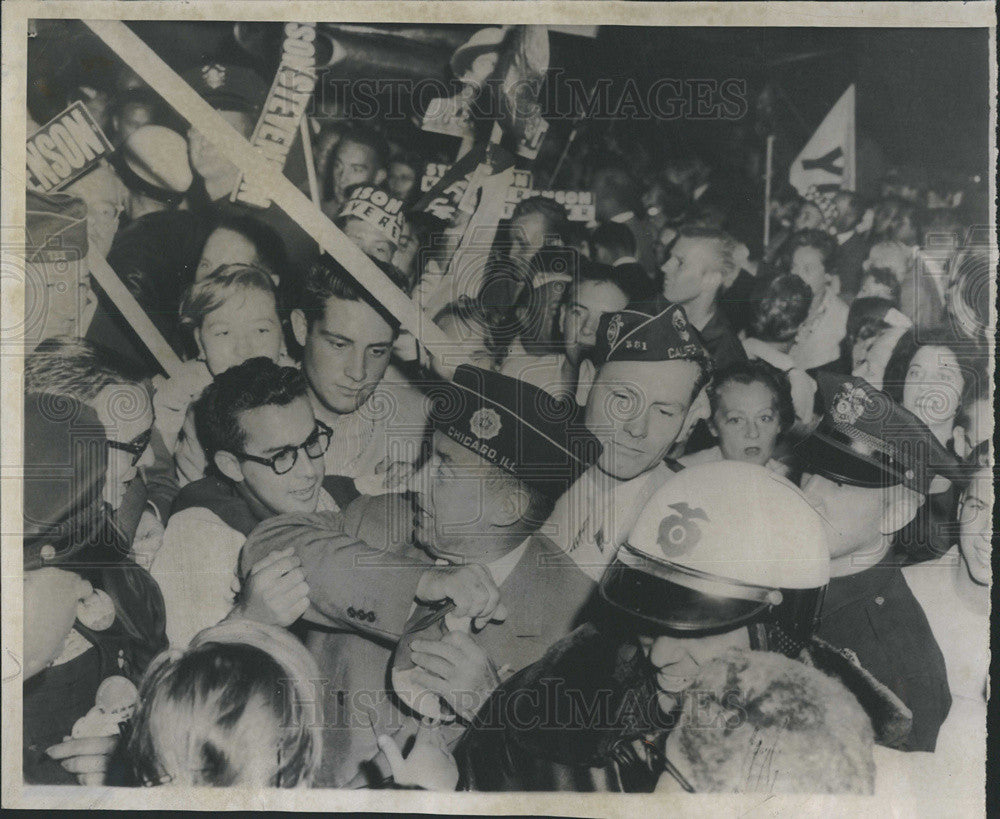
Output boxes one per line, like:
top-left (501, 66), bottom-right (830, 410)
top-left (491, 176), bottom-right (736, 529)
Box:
top-left (600, 461), bottom-right (830, 652)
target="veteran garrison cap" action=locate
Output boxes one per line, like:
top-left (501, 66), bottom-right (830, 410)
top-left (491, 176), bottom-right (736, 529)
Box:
top-left (595, 300), bottom-right (711, 368)
top-left (182, 63), bottom-right (268, 116)
top-left (429, 364), bottom-right (601, 499)
top-left (794, 372), bottom-right (959, 494)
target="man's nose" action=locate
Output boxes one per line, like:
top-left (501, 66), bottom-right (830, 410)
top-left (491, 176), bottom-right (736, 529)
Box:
top-left (344, 349), bottom-right (367, 383)
top-left (623, 409), bottom-right (649, 439)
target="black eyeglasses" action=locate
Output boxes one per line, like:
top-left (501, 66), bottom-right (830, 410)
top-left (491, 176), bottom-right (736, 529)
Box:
top-left (106, 427), bottom-right (154, 466)
top-left (233, 421), bottom-right (332, 475)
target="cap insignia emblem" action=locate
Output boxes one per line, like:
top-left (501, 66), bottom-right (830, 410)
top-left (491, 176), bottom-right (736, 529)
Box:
top-left (606, 314), bottom-right (624, 348)
top-left (832, 383), bottom-right (871, 426)
top-left (657, 503), bottom-right (709, 558)
top-left (202, 64), bottom-right (226, 90)
top-left (671, 309), bottom-right (690, 341)
top-left (470, 408), bottom-right (502, 441)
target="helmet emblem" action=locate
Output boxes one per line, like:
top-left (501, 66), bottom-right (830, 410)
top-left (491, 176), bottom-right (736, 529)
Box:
top-left (657, 503), bottom-right (709, 558)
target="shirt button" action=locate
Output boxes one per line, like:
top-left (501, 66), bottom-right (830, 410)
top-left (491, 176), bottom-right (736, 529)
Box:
top-left (367, 611), bottom-right (376, 622)
top-left (874, 596), bottom-right (884, 606)
top-left (347, 607), bottom-right (357, 618)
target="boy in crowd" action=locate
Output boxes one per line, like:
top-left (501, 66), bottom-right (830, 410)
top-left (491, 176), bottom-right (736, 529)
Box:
top-left (660, 225), bottom-right (747, 372)
top-left (290, 255), bottom-right (429, 494)
top-left (499, 258), bottom-right (632, 404)
top-left (152, 359), bottom-right (337, 646)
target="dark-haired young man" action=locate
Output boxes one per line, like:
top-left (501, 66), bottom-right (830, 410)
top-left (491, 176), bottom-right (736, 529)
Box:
top-left (152, 358), bottom-right (338, 646)
top-left (290, 255), bottom-right (427, 494)
top-left (322, 126), bottom-right (390, 218)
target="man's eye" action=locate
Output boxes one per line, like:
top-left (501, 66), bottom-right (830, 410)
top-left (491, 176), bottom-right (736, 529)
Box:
top-left (657, 407), bottom-right (677, 418)
top-left (726, 417), bottom-right (743, 425)
top-left (370, 348), bottom-right (388, 358)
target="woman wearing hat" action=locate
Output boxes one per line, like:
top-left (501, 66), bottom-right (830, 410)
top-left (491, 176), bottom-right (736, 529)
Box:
top-left (23, 392), bottom-right (167, 785)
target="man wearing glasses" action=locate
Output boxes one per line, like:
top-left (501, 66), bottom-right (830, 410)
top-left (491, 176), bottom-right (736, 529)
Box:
top-left (152, 357), bottom-right (339, 647)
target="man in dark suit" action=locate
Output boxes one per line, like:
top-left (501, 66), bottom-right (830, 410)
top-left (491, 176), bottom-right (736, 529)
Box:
top-left (240, 365), bottom-right (599, 787)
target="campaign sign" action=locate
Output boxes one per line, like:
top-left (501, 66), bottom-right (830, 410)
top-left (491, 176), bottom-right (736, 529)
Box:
top-left (26, 102), bottom-right (114, 193)
top-left (233, 22), bottom-right (318, 208)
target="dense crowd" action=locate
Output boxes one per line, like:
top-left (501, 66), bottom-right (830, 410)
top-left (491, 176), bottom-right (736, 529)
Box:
top-left (21, 25), bottom-right (991, 797)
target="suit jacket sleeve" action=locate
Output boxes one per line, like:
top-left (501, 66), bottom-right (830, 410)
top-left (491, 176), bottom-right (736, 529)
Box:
top-left (239, 509), bottom-right (429, 641)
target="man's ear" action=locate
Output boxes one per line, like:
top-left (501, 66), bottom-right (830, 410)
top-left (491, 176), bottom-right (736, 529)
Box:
top-left (880, 486), bottom-right (925, 535)
top-left (490, 482), bottom-right (530, 528)
top-left (291, 309), bottom-right (309, 349)
top-left (375, 168), bottom-right (387, 186)
top-left (214, 451), bottom-right (245, 484)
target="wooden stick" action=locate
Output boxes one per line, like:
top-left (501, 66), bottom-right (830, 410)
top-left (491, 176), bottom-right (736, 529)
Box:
top-left (300, 117), bottom-right (321, 208)
top-left (87, 252), bottom-right (185, 379)
top-left (83, 20), bottom-right (448, 351)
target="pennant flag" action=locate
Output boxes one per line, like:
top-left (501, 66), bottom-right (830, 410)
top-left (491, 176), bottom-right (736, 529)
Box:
top-left (789, 85), bottom-right (855, 218)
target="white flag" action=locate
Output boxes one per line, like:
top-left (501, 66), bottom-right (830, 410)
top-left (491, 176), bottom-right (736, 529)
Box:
top-left (789, 85), bottom-right (855, 211)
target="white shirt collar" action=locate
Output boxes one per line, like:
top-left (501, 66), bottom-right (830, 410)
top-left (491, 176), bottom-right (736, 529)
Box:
top-left (485, 539), bottom-right (530, 588)
top-left (610, 210), bottom-right (635, 224)
top-left (612, 256), bottom-right (638, 267)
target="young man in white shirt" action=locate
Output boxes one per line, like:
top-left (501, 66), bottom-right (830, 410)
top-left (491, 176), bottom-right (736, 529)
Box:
top-left (153, 358), bottom-right (337, 647)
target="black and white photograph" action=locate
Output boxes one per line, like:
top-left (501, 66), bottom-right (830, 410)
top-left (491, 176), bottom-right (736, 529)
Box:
top-left (2, 2), bottom-right (994, 814)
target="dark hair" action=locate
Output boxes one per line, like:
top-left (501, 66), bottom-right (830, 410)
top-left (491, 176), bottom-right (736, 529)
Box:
top-left (846, 297), bottom-right (894, 345)
top-left (750, 274), bottom-right (813, 343)
top-left (590, 221), bottom-right (637, 260)
top-left (882, 328), bottom-right (985, 408)
top-left (860, 266), bottom-right (901, 304)
top-left (510, 197), bottom-right (571, 243)
top-left (323, 127), bottom-right (389, 199)
top-left (297, 253), bottom-right (406, 334)
top-left (785, 229), bottom-right (837, 269)
top-left (708, 359), bottom-right (796, 436)
top-left (194, 358), bottom-right (308, 460)
top-left (205, 214), bottom-right (289, 282)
